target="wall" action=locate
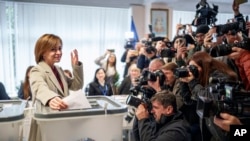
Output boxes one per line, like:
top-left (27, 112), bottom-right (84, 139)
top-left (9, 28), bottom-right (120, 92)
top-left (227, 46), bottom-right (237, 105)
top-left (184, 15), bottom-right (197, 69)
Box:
top-left (130, 2), bottom-right (174, 40)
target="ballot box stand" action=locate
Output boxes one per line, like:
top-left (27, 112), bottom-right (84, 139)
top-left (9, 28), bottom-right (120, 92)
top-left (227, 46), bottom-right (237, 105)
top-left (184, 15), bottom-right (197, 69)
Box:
top-left (111, 95), bottom-right (135, 141)
top-left (0, 100), bottom-right (26, 141)
top-left (33, 96), bottom-right (127, 141)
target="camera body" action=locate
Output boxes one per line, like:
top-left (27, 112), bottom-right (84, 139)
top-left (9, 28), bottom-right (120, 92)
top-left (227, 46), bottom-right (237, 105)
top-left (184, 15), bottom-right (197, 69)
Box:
top-left (174, 65), bottom-right (199, 78)
top-left (193, 1), bottom-right (218, 26)
top-left (216, 21), bottom-right (246, 36)
top-left (160, 48), bottom-right (176, 58)
top-left (126, 86), bottom-right (156, 108)
top-left (197, 77), bottom-right (250, 119)
top-left (134, 69), bottom-right (166, 87)
top-left (209, 38), bottom-right (250, 57)
top-left (126, 70), bottom-right (163, 108)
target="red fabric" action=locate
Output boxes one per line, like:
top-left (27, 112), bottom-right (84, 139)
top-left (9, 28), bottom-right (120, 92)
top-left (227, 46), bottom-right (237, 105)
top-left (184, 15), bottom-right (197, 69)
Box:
top-left (52, 67), bottom-right (64, 92)
top-left (235, 50), bottom-right (250, 90)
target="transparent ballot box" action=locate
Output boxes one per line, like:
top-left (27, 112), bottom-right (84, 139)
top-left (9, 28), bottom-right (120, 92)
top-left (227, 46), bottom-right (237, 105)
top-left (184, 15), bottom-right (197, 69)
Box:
top-left (0, 100), bottom-right (26, 141)
top-left (34, 96), bottom-right (128, 141)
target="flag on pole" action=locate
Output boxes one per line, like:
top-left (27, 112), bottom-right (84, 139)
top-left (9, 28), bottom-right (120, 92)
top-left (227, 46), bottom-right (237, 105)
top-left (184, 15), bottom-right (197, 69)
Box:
top-left (130, 16), bottom-right (139, 42)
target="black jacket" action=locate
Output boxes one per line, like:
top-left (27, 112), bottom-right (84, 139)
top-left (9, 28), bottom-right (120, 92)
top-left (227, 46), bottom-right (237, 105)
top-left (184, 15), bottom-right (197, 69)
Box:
top-left (118, 76), bottom-right (132, 94)
top-left (0, 82), bottom-right (10, 100)
top-left (88, 82), bottom-right (113, 96)
top-left (136, 111), bottom-right (191, 141)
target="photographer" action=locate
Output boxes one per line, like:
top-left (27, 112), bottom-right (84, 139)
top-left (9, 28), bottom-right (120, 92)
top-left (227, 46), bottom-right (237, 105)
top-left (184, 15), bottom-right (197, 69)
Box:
top-left (223, 26), bottom-right (250, 90)
top-left (136, 44), bottom-right (158, 71)
top-left (204, 26), bottom-right (241, 81)
top-left (121, 42), bottom-right (139, 78)
top-left (158, 35), bottom-right (195, 67)
top-left (162, 62), bottom-right (186, 108)
top-left (208, 20), bottom-right (250, 91)
top-left (146, 58), bottom-right (166, 92)
top-left (131, 58), bottom-right (165, 141)
top-left (135, 91), bottom-right (191, 141)
top-left (179, 51), bottom-right (238, 141)
top-left (188, 24), bottom-right (210, 58)
top-left (174, 35), bottom-right (195, 67)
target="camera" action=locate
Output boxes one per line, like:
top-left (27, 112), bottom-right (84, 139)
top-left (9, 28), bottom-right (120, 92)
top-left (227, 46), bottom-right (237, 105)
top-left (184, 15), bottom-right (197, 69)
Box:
top-left (145, 46), bottom-right (157, 54)
top-left (125, 85), bottom-right (156, 123)
top-left (133, 69), bottom-right (166, 88)
top-left (124, 69), bottom-right (164, 122)
top-left (196, 77), bottom-right (250, 141)
top-left (145, 70), bottom-right (165, 86)
top-left (126, 86), bottom-right (156, 108)
top-left (126, 70), bottom-right (165, 107)
top-left (196, 77), bottom-right (250, 119)
top-left (160, 48), bottom-right (176, 58)
top-left (209, 38), bottom-right (250, 57)
top-left (124, 41), bottom-right (134, 49)
top-left (174, 65), bottom-right (199, 78)
top-left (192, 1), bottom-right (218, 26)
top-left (159, 39), bottom-right (178, 58)
top-left (215, 20), bottom-right (246, 36)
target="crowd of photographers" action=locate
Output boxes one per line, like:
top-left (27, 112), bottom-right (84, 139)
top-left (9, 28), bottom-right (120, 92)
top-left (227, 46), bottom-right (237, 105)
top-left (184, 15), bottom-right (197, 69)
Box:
top-left (123, 1), bottom-right (250, 141)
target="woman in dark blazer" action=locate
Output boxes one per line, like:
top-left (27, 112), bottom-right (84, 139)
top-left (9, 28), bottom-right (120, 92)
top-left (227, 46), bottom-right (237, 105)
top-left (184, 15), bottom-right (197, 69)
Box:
top-left (88, 68), bottom-right (113, 96)
top-left (0, 82), bottom-right (10, 100)
top-left (118, 63), bottom-right (141, 94)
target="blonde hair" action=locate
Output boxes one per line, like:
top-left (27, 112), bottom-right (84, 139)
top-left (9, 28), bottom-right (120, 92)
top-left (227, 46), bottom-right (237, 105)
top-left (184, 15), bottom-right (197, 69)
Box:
top-left (128, 63), bottom-right (140, 73)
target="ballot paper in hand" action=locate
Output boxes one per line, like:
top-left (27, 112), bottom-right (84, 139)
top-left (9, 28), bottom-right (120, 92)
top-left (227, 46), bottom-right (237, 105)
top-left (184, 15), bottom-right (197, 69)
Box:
top-left (63, 90), bottom-right (92, 109)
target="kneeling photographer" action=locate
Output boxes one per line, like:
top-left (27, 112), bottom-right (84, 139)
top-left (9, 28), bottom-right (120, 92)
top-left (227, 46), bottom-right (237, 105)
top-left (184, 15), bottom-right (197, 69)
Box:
top-left (135, 91), bottom-right (191, 141)
top-left (178, 51), bottom-right (238, 141)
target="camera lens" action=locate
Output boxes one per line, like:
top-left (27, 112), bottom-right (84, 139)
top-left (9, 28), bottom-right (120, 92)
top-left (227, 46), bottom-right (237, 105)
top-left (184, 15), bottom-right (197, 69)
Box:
top-left (174, 68), bottom-right (189, 78)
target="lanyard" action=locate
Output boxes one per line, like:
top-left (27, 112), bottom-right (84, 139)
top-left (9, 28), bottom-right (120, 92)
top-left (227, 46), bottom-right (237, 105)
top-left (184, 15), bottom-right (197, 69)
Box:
top-left (99, 84), bottom-right (108, 96)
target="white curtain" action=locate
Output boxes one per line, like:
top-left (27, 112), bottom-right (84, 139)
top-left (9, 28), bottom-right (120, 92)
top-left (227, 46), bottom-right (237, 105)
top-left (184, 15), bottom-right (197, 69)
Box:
top-left (0, 2), bottom-right (129, 96)
top-left (1, 1), bottom-right (249, 97)
top-left (0, 2), bottom-right (16, 95)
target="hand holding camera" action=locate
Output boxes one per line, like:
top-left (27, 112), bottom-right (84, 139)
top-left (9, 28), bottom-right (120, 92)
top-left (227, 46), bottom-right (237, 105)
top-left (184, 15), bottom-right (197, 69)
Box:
top-left (214, 113), bottom-right (242, 132)
top-left (175, 65), bottom-right (199, 83)
top-left (176, 46), bottom-right (188, 60)
top-left (228, 47), bottom-right (246, 60)
top-left (135, 104), bottom-right (150, 120)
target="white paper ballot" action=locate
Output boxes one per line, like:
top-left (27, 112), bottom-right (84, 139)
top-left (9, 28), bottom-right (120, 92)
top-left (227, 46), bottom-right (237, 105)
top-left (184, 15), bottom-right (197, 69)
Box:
top-left (63, 90), bottom-right (92, 109)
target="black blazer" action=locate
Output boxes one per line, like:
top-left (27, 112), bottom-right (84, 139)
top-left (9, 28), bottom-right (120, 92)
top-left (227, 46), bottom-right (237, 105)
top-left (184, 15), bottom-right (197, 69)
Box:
top-left (118, 76), bottom-right (132, 95)
top-left (0, 82), bottom-right (10, 100)
top-left (88, 82), bottom-right (113, 96)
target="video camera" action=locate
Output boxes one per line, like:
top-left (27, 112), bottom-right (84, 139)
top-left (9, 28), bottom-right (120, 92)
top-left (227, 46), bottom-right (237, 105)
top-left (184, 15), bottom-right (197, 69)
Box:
top-left (196, 77), bottom-right (250, 119)
top-left (209, 37), bottom-right (250, 57)
top-left (215, 17), bottom-right (248, 36)
top-left (124, 40), bottom-right (134, 49)
top-left (174, 65), bottom-right (199, 78)
top-left (192, 0), bottom-right (218, 26)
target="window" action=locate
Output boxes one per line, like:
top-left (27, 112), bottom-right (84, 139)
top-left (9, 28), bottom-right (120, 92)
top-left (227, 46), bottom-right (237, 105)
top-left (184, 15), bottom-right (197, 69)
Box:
top-left (0, 1), bottom-right (129, 97)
